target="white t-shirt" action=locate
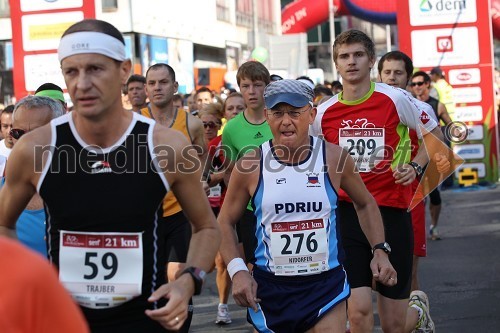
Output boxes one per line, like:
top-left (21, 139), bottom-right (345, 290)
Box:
top-left (0, 155), bottom-right (6, 180)
top-left (0, 139), bottom-right (11, 159)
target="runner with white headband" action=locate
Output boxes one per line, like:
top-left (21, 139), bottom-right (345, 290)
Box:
top-left (58, 31), bottom-right (127, 62)
top-left (0, 19), bottom-right (220, 333)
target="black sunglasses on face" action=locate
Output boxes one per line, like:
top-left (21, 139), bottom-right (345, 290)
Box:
top-left (410, 81), bottom-right (425, 87)
top-left (203, 122), bottom-right (219, 129)
top-left (9, 128), bottom-right (27, 140)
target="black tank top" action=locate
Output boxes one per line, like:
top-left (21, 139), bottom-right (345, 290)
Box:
top-left (39, 112), bottom-right (169, 332)
top-left (425, 96), bottom-right (440, 121)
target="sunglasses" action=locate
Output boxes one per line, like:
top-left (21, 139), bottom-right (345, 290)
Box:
top-left (9, 128), bottom-right (27, 140)
top-left (410, 81), bottom-right (425, 87)
top-left (203, 122), bottom-right (219, 129)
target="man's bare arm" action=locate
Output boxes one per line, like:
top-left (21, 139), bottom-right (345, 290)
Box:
top-left (218, 153), bottom-right (259, 265)
top-left (188, 114), bottom-right (209, 178)
top-left (155, 125), bottom-right (219, 271)
top-left (438, 102), bottom-right (452, 126)
top-left (147, 125), bottom-right (220, 326)
top-left (217, 150), bottom-right (260, 310)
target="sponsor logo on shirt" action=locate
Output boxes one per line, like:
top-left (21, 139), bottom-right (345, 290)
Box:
top-left (91, 161), bottom-right (112, 174)
top-left (340, 118), bottom-right (376, 128)
top-left (306, 173), bottom-right (321, 187)
top-left (254, 131), bottom-right (263, 139)
top-left (276, 178), bottom-right (286, 184)
top-left (63, 233), bottom-right (85, 247)
top-left (420, 111), bottom-right (431, 124)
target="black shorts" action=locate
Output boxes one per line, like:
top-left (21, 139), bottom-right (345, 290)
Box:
top-left (84, 295), bottom-right (168, 333)
top-left (338, 201), bottom-right (413, 299)
top-left (249, 266), bottom-right (350, 333)
top-left (163, 211), bottom-right (191, 263)
top-left (236, 209), bottom-right (257, 264)
top-left (429, 188), bottom-right (441, 205)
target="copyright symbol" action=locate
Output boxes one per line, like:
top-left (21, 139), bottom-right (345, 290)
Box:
top-left (445, 121), bottom-right (468, 143)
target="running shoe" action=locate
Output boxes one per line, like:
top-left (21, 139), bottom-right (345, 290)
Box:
top-left (429, 225), bottom-right (441, 240)
top-left (409, 290), bottom-right (435, 333)
top-left (215, 304), bottom-right (232, 325)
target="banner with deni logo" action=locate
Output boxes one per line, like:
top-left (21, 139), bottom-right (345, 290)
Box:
top-left (397, 0), bottom-right (499, 184)
top-left (9, 0), bottom-right (96, 100)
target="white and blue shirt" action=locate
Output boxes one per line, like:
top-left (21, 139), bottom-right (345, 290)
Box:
top-left (251, 136), bottom-right (344, 276)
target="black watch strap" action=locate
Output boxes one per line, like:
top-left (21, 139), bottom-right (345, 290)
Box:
top-left (181, 267), bottom-right (206, 295)
top-left (408, 161), bottom-right (423, 176)
top-left (372, 242), bottom-right (391, 255)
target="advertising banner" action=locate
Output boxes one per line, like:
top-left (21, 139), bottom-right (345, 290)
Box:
top-left (138, 35), bottom-right (194, 94)
top-left (167, 38), bottom-right (194, 94)
top-left (9, 0), bottom-right (96, 100)
top-left (397, 0), bottom-right (499, 183)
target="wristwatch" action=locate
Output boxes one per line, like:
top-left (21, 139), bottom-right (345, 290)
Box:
top-left (372, 242), bottom-right (391, 255)
top-left (180, 267), bottom-right (206, 295)
top-left (408, 161), bottom-right (423, 176)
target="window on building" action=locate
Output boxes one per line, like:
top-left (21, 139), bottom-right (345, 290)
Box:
top-left (0, 0), bottom-right (10, 18)
top-left (236, 0), bottom-right (274, 32)
top-left (102, 0), bottom-right (118, 12)
top-left (0, 41), bottom-right (13, 105)
top-left (257, 0), bottom-right (273, 33)
top-left (236, 0), bottom-right (253, 28)
top-left (216, 0), bottom-right (231, 22)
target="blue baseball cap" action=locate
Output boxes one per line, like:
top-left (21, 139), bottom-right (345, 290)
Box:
top-left (264, 79), bottom-right (314, 109)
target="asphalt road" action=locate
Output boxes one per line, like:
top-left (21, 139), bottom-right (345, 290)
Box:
top-left (190, 185), bottom-right (500, 333)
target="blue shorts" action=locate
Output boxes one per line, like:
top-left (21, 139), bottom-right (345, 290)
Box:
top-left (249, 266), bottom-right (350, 333)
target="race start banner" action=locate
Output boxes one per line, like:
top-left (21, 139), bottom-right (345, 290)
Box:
top-left (9, 0), bottom-right (96, 100)
top-left (397, 0), bottom-right (499, 184)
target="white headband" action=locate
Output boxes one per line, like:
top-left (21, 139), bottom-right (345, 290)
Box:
top-left (58, 31), bottom-right (127, 62)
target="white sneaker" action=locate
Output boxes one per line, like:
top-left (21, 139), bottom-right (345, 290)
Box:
top-left (215, 304), bottom-right (232, 325)
top-left (429, 225), bottom-right (441, 240)
top-left (409, 290), bottom-right (435, 333)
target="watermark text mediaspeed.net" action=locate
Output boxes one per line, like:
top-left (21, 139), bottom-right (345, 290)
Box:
top-left (30, 122), bottom-right (467, 209)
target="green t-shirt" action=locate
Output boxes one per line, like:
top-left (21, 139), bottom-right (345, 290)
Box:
top-left (222, 111), bottom-right (273, 211)
top-left (221, 112), bottom-right (273, 161)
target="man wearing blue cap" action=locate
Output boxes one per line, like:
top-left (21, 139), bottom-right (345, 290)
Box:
top-left (218, 79), bottom-right (395, 333)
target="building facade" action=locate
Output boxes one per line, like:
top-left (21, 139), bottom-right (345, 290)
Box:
top-left (0, 0), bottom-right (282, 103)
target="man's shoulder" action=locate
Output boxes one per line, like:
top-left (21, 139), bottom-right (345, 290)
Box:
top-left (234, 147), bottom-right (261, 171)
top-left (323, 139), bottom-right (346, 161)
top-left (374, 82), bottom-right (406, 100)
top-left (22, 122), bottom-right (54, 148)
top-left (316, 94), bottom-right (339, 114)
top-left (185, 109), bottom-right (202, 126)
top-left (151, 126), bottom-right (193, 168)
top-left (376, 84), bottom-right (420, 111)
